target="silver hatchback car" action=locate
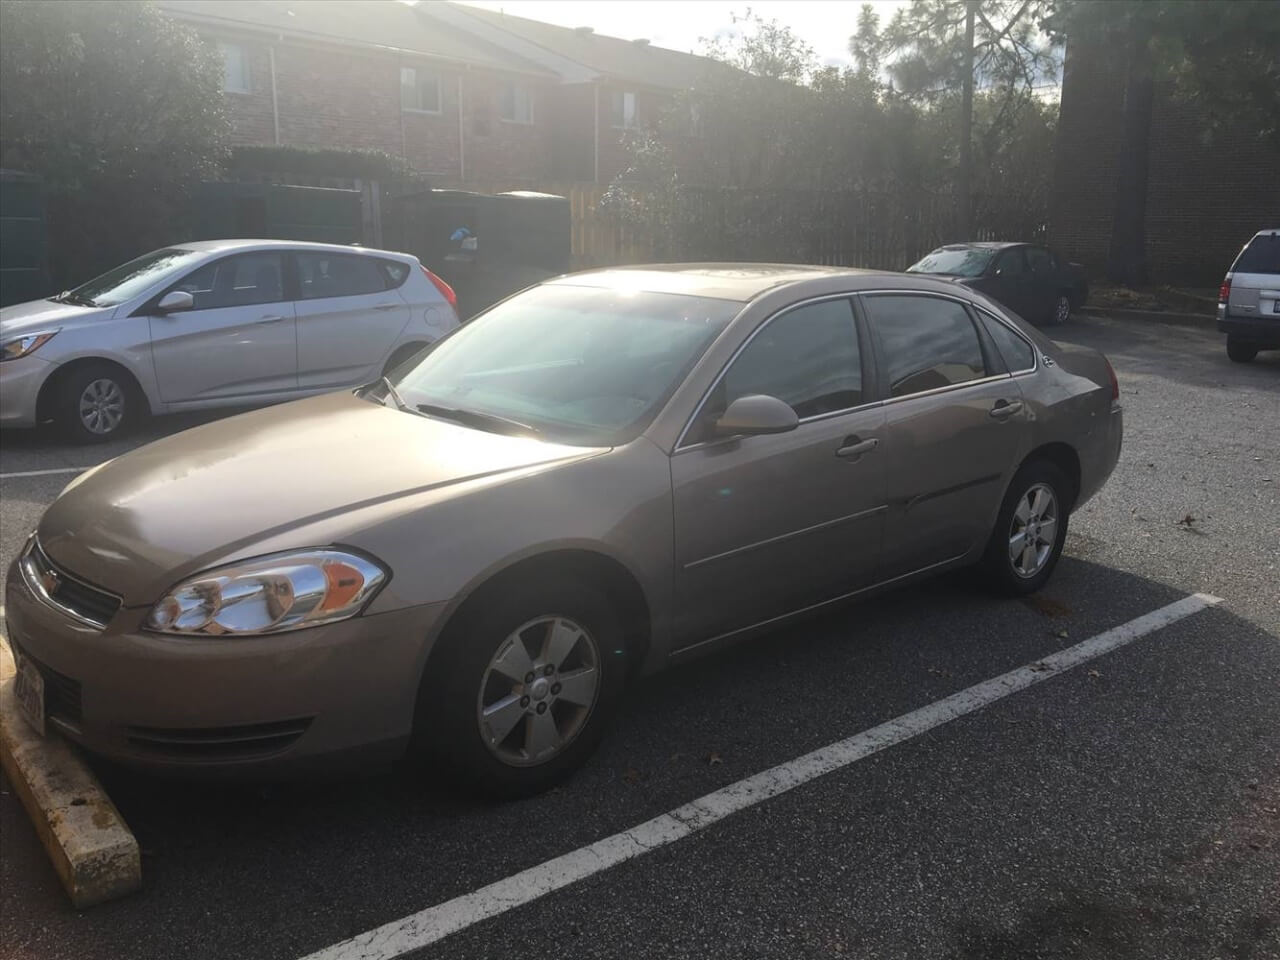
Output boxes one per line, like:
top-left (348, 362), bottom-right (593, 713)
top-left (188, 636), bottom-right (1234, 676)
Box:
top-left (0, 239), bottom-right (460, 441)
top-left (6, 264), bottom-right (1122, 797)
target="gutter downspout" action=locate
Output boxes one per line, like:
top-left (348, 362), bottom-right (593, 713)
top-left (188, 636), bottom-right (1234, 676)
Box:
top-left (593, 82), bottom-right (600, 184)
top-left (457, 73), bottom-right (466, 185)
top-left (269, 42), bottom-right (281, 145)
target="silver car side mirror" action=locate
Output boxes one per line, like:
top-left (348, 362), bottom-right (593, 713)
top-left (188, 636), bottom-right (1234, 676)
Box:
top-left (713, 394), bottom-right (799, 437)
top-left (156, 290), bottom-right (194, 313)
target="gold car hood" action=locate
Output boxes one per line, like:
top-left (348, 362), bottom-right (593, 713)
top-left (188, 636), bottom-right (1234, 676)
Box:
top-left (37, 392), bottom-right (600, 605)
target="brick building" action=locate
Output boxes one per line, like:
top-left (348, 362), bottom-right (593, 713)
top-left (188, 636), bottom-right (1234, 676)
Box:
top-left (159, 0), bottom-right (726, 188)
top-left (1050, 30), bottom-right (1280, 286)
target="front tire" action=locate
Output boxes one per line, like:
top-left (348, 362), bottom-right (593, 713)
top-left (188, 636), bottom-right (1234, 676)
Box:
top-left (54, 362), bottom-right (137, 443)
top-left (1227, 337), bottom-right (1258, 363)
top-left (980, 460), bottom-right (1071, 595)
top-left (1051, 293), bottom-right (1071, 326)
top-left (415, 575), bottom-right (628, 799)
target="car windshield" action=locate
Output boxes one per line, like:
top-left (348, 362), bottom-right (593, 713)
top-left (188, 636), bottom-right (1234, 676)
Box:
top-left (54, 248), bottom-right (208, 308)
top-left (907, 248), bottom-right (994, 278)
top-left (383, 284), bottom-right (740, 446)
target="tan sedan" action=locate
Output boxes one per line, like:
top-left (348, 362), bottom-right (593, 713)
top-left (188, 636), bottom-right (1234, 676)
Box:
top-left (5, 265), bottom-right (1123, 797)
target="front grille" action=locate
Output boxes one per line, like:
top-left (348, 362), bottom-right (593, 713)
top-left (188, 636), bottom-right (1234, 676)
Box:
top-left (125, 718), bottom-right (313, 761)
top-left (26, 539), bottom-right (121, 627)
top-left (8, 637), bottom-right (83, 725)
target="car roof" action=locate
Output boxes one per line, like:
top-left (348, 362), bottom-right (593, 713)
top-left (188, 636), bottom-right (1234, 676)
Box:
top-left (169, 239), bottom-right (417, 260)
top-left (549, 263), bottom-right (894, 302)
top-left (932, 241), bottom-right (1034, 251)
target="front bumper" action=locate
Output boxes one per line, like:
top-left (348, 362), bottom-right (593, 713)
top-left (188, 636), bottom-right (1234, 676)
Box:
top-left (4, 555), bottom-right (448, 776)
top-left (0, 354), bottom-right (54, 427)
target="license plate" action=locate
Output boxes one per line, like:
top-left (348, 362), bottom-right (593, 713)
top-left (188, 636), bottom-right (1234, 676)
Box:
top-left (14, 656), bottom-right (46, 737)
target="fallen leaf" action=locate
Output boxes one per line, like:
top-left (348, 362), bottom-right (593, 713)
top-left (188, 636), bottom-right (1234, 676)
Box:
top-left (622, 768), bottom-right (642, 785)
top-left (1056, 629), bottom-right (1070, 639)
top-left (1178, 513), bottom-right (1196, 526)
top-left (1023, 594), bottom-right (1072, 618)
top-left (1029, 661), bottom-right (1050, 673)
top-left (1087, 669), bottom-right (1102, 679)
top-left (707, 752), bottom-right (723, 766)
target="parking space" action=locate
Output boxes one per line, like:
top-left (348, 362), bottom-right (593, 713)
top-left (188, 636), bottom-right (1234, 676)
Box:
top-left (1, 315), bottom-right (1277, 960)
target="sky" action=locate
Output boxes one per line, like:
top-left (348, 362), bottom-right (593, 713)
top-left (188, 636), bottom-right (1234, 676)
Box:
top-left (455, 1), bottom-right (911, 71)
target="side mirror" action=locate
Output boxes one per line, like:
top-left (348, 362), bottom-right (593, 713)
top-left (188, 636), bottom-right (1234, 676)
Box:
top-left (156, 290), bottom-right (193, 313)
top-left (713, 394), bottom-right (799, 437)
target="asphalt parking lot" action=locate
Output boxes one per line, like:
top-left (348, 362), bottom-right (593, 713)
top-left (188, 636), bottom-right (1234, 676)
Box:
top-left (2, 314), bottom-right (1277, 960)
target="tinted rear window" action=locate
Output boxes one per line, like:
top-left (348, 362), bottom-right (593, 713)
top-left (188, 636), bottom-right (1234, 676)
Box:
top-left (1233, 235), bottom-right (1280, 275)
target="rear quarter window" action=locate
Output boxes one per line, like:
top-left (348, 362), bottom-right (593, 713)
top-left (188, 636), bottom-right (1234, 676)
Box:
top-left (1232, 235), bottom-right (1280, 275)
top-left (379, 259), bottom-right (411, 287)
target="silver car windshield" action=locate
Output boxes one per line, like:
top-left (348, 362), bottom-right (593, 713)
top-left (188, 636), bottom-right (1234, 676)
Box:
top-left (907, 248), bottom-right (994, 278)
top-left (56, 248), bottom-right (208, 308)
top-left (388, 284), bottom-right (740, 445)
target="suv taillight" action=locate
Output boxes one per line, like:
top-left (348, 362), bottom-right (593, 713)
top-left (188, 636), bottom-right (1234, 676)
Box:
top-left (1219, 277), bottom-right (1231, 304)
top-left (421, 265), bottom-right (457, 308)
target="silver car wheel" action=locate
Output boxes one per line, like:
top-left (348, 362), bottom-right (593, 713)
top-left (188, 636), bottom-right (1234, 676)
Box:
top-left (1055, 295), bottom-right (1071, 324)
top-left (78, 378), bottom-right (125, 435)
top-left (476, 615), bottom-right (601, 767)
top-left (1008, 482), bottom-right (1059, 578)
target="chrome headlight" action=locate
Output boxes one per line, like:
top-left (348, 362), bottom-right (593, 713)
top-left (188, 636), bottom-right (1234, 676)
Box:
top-left (144, 549), bottom-right (388, 637)
top-left (1, 331), bottom-right (58, 361)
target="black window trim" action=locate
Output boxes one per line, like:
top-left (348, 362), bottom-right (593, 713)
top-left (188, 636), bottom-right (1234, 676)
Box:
top-left (857, 290), bottom-right (1013, 405)
top-left (134, 250), bottom-right (295, 316)
top-left (974, 305), bottom-right (1039, 376)
top-left (674, 292), bottom-right (875, 452)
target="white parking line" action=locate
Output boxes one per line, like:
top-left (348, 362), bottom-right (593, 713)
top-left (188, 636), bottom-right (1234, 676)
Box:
top-left (0, 466), bottom-right (91, 480)
top-left (301, 592), bottom-right (1223, 960)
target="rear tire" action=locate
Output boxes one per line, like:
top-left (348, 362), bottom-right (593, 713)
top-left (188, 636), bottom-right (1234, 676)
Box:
top-left (979, 460), bottom-right (1071, 596)
top-left (413, 574), bottom-right (628, 799)
top-left (1226, 337), bottom-right (1258, 363)
top-left (53, 362), bottom-right (139, 444)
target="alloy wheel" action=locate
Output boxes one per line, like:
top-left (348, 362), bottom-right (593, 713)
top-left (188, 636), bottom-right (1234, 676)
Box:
top-left (78, 378), bottom-right (125, 435)
top-left (1008, 482), bottom-right (1059, 578)
top-left (476, 615), bottom-right (601, 767)
top-left (1055, 295), bottom-right (1071, 324)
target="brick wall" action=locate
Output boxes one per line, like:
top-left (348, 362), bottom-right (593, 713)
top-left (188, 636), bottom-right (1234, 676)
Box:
top-left (193, 25), bottom-right (555, 187)
top-left (1050, 33), bottom-right (1280, 286)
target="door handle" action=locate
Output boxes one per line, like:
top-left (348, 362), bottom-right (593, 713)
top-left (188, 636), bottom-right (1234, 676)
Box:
top-left (989, 399), bottom-right (1024, 419)
top-left (836, 436), bottom-right (879, 459)
top-left (374, 302), bottom-right (401, 311)
top-left (256, 314), bottom-right (288, 324)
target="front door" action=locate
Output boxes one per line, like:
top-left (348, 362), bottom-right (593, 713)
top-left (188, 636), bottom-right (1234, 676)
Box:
top-left (671, 298), bottom-right (887, 648)
top-left (860, 293), bottom-right (1028, 578)
top-left (148, 251), bottom-right (297, 403)
top-left (986, 247), bottom-right (1033, 319)
top-left (293, 251), bottom-right (411, 389)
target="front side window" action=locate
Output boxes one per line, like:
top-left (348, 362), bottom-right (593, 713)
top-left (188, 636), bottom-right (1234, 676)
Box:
top-left (710, 298), bottom-right (862, 427)
top-left (219, 42), bottom-right (250, 94)
top-left (387, 285), bottom-right (738, 445)
top-left (610, 91), bottom-right (638, 128)
top-left (978, 311), bottom-right (1035, 373)
top-left (1025, 246), bottom-right (1053, 275)
top-left (995, 249), bottom-right (1027, 275)
top-left (400, 66), bottom-right (441, 113)
top-left (296, 253), bottom-right (388, 300)
top-left (499, 80), bottom-right (534, 124)
top-left (171, 253), bottom-right (286, 310)
top-left (863, 295), bottom-right (988, 398)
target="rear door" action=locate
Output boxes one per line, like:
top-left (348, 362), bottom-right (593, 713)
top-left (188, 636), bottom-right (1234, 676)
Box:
top-left (1227, 231), bottom-right (1280, 320)
top-left (294, 251), bottom-right (412, 389)
top-left (148, 251), bottom-right (297, 403)
top-left (860, 293), bottom-right (1029, 579)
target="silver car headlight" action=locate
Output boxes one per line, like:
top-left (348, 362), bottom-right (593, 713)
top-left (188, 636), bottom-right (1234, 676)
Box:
top-left (1, 331), bottom-right (58, 361)
top-left (144, 549), bottom-right (388, 637)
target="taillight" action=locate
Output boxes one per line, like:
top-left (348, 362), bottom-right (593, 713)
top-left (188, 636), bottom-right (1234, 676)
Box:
top-left (1104, 356), bottom-right (1119, 402)
top-left (421, 265), bottom-right (457, 308)
top-left (1219, 277), bottom-right (1231, 304)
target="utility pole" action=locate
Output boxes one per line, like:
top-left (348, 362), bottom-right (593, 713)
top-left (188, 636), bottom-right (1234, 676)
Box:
top-left (958, 0), bottom-right (976, 238)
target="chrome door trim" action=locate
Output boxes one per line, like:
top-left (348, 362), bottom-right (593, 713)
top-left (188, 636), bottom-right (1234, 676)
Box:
top-left (673, 292), bottom-right (869, 451)
top-left (683, 504), bottom-right (888, 570)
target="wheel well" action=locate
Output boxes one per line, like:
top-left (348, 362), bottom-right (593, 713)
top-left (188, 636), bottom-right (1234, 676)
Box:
top-left (434, 550), bottom-right (652, 679)
top-left (35, 358), bottom-right (148, 424)
top-left (383, 341), bottom-right (429, 377)
top-left (1022, 442), bottom-right (1081, 509)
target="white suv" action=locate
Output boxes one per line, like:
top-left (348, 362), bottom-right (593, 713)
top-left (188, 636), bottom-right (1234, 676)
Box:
top-left (0, 240), bottom-right (460, 441)
top-left (1218, 228), bottom-right (1280, 363)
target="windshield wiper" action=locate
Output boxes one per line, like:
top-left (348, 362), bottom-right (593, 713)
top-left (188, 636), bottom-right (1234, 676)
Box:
top-left (415, 402), bottom-right (539, 437)
top-left (378, 376), bottom-right (411, 412)
top-left (53, 291), bottom-right (96, 306)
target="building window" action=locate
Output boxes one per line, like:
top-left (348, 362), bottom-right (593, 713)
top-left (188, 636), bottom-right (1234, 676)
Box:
top-left (400, 66), bottom-right (441, 114)
top-left (498, 80), bottom-right (534, 124)
top-left (219, 42), bottom-right (250, 94)
top-left (610, 91), bottom-right (638, 129)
